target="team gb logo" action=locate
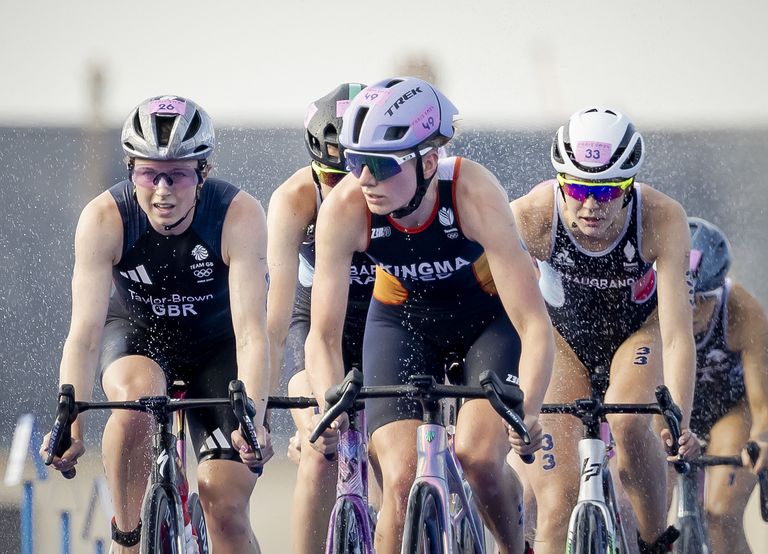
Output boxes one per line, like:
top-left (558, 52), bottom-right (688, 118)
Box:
top-left (192, 245), bottom-right (209, 261)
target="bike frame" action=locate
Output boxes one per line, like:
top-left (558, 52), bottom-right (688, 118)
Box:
top-left (325, 408), bottom-right (374, 554)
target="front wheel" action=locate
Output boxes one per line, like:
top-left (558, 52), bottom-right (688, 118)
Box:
top-left (140, 484), bottom-right (183, 554)
top-left (402, 483), bottom-right (445, 554)
top-left (188, 492), bottom-right (209, 554)
top-left (568, 503), bottom-right (611, 554)
top-left (672, 517), bottom-right (709, 554)
top-left (328, 498), bottom-right (373, 554)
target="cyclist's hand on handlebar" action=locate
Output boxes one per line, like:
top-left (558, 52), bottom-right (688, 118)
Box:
top-left (287, 430), bottom-right (302, 465)
top-left (231, 424), bottom-right (273, 471)
top-left (660, 427), bottom-right (701, 461)
top-left (307, 411), bottom-right (348, 457)
top-left (40, 432), bottom-right (84, 475)
top-left (742, 436), bottom-right (768, 474)
top-left (508, 416), bottom-right (543, 456)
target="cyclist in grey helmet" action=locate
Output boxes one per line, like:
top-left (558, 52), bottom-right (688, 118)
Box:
top-left (305, 76), bottom-right (555, 553)
top-left (266, 82), bottom-right (377, 553)
top-left (40, 95), bottom-right (272, 554)
top-left (510, 106), bottom-right (699, 553)
top-left (684, 216), bottom-right (768, 553)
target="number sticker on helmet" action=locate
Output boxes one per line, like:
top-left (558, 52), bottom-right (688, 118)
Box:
top-left (360, 87), bottom-right (391, 106)
top-left (336, 100), bottom-right (351, 117)
top-left (411, 105), bottom-right (438, 141)
top-left (149, 99), bottom-right (187, 115)
top-left (575, 141), bottom-right (612, 164)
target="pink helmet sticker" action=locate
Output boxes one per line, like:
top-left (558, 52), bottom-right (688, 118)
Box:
top-left (689, 249), bottom-right (703, 271)
top-left (575, 141), bottom-right (612, 165)
top-left (336, 100), bottom-right (351, 117)
top-left (304, 103), bottom-right (318, 129)
top-left (359, 87), bottom-right (391, 106)
top-left (149, 98), bottom-right (187, 115)
top-left (411, 105), bottom-right (438, 142)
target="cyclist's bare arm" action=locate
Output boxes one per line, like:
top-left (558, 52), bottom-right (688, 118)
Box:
top-left (304, 176), bottom-right (368, 449)
top-left (727, 281), bottom-right (768, 472)
top-left (641, 188), bottom-right (697, 447)
top-left (222, 191), bottom-right (272, 462)
top-left (457, 161), bottom-right (554, 444)
top-left (509, 180), bottom-right (558, 261)
top-left (42, 193), bottom-right (122, 466)
top-left (266, 167), bottom-right (317, 392)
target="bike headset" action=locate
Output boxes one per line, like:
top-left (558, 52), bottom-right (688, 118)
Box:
top-left (339, 76), bottom-right (459, 218)
top-left (121, 94), bottom-right (215, 231)
top-left (688, 216), bottom-right (732, 293)
top-left (305, 82), bottom-right (367, 172)
top-left (551, 106), bottom-right (645, 208)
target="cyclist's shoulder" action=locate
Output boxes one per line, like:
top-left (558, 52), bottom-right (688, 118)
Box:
top-left (79, 188), bottom-right (122, 230)
top-left (637, 183), bottom-right (685, 221)
top-left (726, 280), bottom-right (768, 346)
top-left (510, 181), bottom-right (556, 251)
top-left (637, 184), bottom-right (688, 254)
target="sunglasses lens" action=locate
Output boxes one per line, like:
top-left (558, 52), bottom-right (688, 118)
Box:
top-left (562, 182), bottom-right (626, 202)
top-left (315, 169), bottom-right (346, 187)
top-left (345, 153), bottom-right (403, 181)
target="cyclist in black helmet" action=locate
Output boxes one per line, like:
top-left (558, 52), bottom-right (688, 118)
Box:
top-left (684, 216), bottom-right (768, 553)
top-left (266, 82), bottom-right (376, 553)
top-left (40, 95), bottom-right (272, 554)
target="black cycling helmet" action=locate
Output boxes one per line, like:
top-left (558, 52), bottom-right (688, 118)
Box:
top-left (688, 216), bottom-right (732, 293)
top-left (304, 83), bottom-right (366, 171)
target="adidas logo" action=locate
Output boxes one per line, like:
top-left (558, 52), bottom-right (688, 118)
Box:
top-left (119, 264), bottom-right (153, 285)
top-left (200, 427), bottom-right (232, 453)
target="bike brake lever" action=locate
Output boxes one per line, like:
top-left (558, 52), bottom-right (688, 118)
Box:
top-left (228, 380), bottom-right (264, 476)
top-left (309, 369), bottom-right (363, 444)
top-left (46, 384), bottom-right (77, 479)
top-left (479, 371), bottom-right (534, 464)
top-left (745, 441), bottom-right (768, 522)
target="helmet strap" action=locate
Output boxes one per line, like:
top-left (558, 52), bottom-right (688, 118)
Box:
top-left (622, 184), bottom-right (635, 208)
top-left (163, 184), bottom-right (201, 232)
top-left (390, 149), bottom-right (437, 219)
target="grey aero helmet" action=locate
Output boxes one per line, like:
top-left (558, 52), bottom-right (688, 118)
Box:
top-left (305, 83), bottom-right (366, 171)
top-left (121, 95), bottom-right (215, 161)
top-left (551, 106), bottom-right (644, 180)
top-left (688, 216), bottom-right (732, 293)
top-left (339, 76), bottom-right (458, 152)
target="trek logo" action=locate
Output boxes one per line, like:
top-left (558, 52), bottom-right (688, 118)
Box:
top-left (581, 458), bottom-right (601, 481)
top-left (425, 430), bottom-right (436, 443)
top-left (120, 264), bottom-right (153, 285)
top-left (371, 226), bottom-right (392, 239)
top-left (438, 207), bottom-right (459, 239)
top-left (192, 244), bottom-right (209, 261)
top-left (385, 86), bottom-right (423, 116)
top-left (623, 242), bottom-right (639, 270)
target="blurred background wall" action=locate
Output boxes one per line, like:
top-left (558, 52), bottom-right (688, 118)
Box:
top-left (1, 0), bottom-right (767, 551)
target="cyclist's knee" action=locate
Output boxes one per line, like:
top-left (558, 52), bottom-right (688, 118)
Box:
top-left (611, 415), bottom-right (656, 453)
top-left (534, 486), bottom-right (577, 531)
top-left (198, 478), bottom-right (251, 535)
top-left (457, 448), bottom-right (505, 486)
top-left (103, 360), bottom-right (165, 400)
top-left (297, 446), bottom-right (337, 481)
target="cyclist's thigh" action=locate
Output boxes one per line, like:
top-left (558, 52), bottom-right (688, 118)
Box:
top-left (704, 398), bottom-right (756, 515)
top-left (185, 339), bottom-right (241, 464)
top-left (369, 419), bottom-right (420, 490)
top-left (524, 331), bottom-right (590, 503)
top-left (605, 313), bottom-right (663, 404)
top-left (100, 318), bottom-right (167, 399)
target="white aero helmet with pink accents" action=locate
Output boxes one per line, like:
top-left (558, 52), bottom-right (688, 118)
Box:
top-left (339, 77), bottom-right (458, 152)
top-left (551, 106), bottom-right (644, 180)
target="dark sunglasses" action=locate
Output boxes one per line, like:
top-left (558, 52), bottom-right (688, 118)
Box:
top-left (311, 161), bottom-right (347, 187)
top-left (345, 147), bottom-right (433, 181)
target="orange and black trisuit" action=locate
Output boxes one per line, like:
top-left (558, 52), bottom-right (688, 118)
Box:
top-left (362, 157), bottom-right (522, 433)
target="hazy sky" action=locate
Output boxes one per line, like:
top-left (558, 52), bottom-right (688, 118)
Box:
top-left (3, 0), bottom-right (766, 129)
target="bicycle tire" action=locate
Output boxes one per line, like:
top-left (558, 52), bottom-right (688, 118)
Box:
top-left (453, 514), bottom-right (481, 554)
top-left (140, 484), bottom-right (181, 554)
top-left (188, 492), bottom-right (210, 554)
top-left (329, 499), bottom-right (371, 554)
top-left (402, 483), bottom-right (445, 554)
top-left (569, 503), bottom-right (611, 554)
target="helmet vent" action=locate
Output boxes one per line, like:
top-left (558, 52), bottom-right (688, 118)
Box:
top-left (621, 141), bottom-right (643, 170)
top-left (384, 126), bottom-right (408, 141)
top-left (551, 137), bottom-right (564, 164)
top-left (183, 111), bottom-right (202, 142)
top-left (384, 79), bottom-right (404, 89)
top-left (155, 116), bottom-right (176, 148)
top-left (132, 112), bottom-right (145, 139)
top-left (352, 107), bottom-right (368, 144)
top-left (193, 145), bottom-right (209, 154)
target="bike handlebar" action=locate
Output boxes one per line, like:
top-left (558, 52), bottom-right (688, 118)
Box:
top-left (308, 369), bottom-right (533, 464)
top-left (654, 385), bottom-right (690, 474)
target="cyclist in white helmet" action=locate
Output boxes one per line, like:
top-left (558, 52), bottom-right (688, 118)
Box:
top-left (683, 216), bottom-right (768, 553)
top-left (305, 76), bottom-right (555, 554)
top-left (510, 107), bottom-right (699, 553)
top-left (40, 95), bottom-right (272, 554)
